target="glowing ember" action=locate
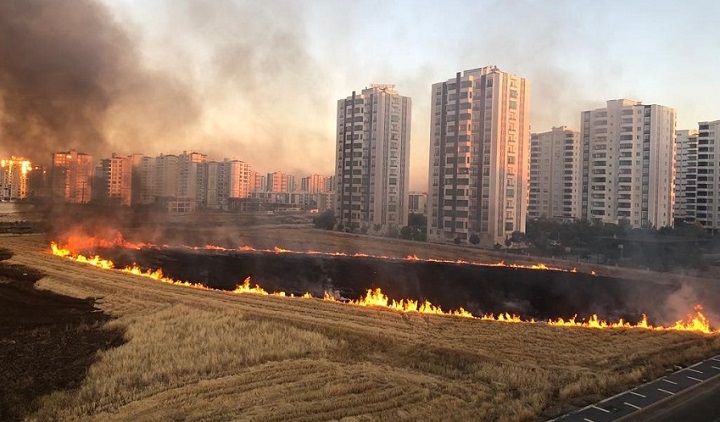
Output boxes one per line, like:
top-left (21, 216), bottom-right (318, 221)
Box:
top-left (49, 241), bottom-right (718, 334)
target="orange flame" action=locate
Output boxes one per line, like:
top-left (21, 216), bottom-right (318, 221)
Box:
top-left (54, 234), bottom-right (580, 274)
top-left (337, 288), bottom-right (473, 318)
top-left (49, 242), bottom-right (718, 334)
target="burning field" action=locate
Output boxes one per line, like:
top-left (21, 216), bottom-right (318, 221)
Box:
top-left (3, 227), bottom-right (720, 421)
top-left (51, 231), bottom-right (720, 334)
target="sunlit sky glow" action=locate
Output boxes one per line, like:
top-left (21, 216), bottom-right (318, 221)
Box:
top-left (101, 0), bottom-right (719, 190)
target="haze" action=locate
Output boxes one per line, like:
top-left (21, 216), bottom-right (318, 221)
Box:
top-left (1, 0), bottom-right (718, 190)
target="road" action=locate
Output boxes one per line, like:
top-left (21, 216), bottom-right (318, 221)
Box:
top-left (555, 355), bottom-right (720, 422)
top-left (630, 371), bottom-right (720, 422)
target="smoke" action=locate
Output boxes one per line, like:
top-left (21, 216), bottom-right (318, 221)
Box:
top-left (0, 0), bottom-right (199, 163)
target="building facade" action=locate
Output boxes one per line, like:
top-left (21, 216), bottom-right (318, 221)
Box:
top-left (674, 130), bottom-right (698, 224)
top-left (427, 66), bottom-right (530, 247)
top-left (334, 84), bottom-right (411, 230)
top-left (408, 191), bottom-right (427, 216)
top-left (528, 126), bottom-right (581, 221)
top-left (0, 157), bottom-right (31, 201)
top-left (580, 99), bottom-right (675, 228)
top-left (694, 120), bottom-right (720, 230)
top-left (51, 150), bottom-right (94, 203)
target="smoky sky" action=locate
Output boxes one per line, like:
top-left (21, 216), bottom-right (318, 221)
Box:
top-left (0, 0), bottom-right (199, 164)
top-left (2, 0), bottom-right (719, 191)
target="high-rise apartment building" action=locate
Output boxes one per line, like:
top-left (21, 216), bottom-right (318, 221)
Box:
top-left (408, 192), bottom-right (428, 217)
top-left (135, 156), bottom-right (156, 205)
top-left (301, 174), bottom-right (325, 193)
top-left (106, 153), bottom-right (134, 206)
top-left (51, 150), bottom-right (94, 203)
top-left (334, 84), bottom-right (411, 230)
top-left (0, 157), bottom-right (32, 201)
top-left (694, 120), bottom-right (720, 230)
top-left (528, 127), bottom-right (581, 221)
top-left (154, 154), bottom-right (179, 200)
top-left (580, 100), bottom-right (675, 228)
top-left (427, 66), bottom-right (530, 247)
top-left (674, 130), bottom-right (698, 224)
top-left (266, 171), bottom-right (290, 193)
top-left (228, 160), bottom-right (251, 198)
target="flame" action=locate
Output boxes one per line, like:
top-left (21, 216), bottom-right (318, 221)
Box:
top-left (341, 288), bottom-right (473, 318)
top-left (54, 234), bottom-right (580, 274)
top-left (49, 241), bottom-right (718, 334)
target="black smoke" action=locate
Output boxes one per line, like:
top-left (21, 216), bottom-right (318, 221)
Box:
top-left (0, 0), bottom-right (199, 164)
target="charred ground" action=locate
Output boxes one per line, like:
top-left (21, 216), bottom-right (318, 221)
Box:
top-left (0, 247), bottom-right (124, 422)
top-left (100, 246), bottom-right (681, 324)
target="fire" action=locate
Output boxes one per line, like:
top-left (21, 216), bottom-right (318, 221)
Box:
top-left (54, 233), bottom-right (579, 274)
top-left (339, 288), bottom-right (473, 318)
top-left (49, 241), bottom-right (719, 334)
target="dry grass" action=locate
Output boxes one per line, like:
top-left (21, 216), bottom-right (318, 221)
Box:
top-left (2, 233), bottom-right (719, 422)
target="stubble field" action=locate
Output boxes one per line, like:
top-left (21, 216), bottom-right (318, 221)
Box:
top-left (2, 228), bottom-right (720, 421)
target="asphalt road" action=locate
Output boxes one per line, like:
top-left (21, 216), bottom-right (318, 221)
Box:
top-left (629, 371), bottom-right (720, 422)
top-left (554, 355), bottom-right (720, 422)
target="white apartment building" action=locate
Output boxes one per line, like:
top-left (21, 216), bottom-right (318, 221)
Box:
top-left (427, 66), bottom-right (530, 247)
top-left (334, 84), bottom-right (411, 230)
top-left (695, 120), bottom-right (720, 230)
top-left (528, 127), bottom-right (581, 221)
top-left (106, 153), bottom-right (135, 206)
top-left (228, 160), bottom-right (251, 198)
top-left (580, 99), bottom-right (676, 228)
top-left (674, 130), bottom-right (698, 223)
top-left (408, 191), bottom-right (428, 216)
top-left (154, 154), bottom-right (179, 200)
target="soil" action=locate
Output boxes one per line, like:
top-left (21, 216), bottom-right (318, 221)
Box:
top-left (0, 248), bottom-right (125, 422)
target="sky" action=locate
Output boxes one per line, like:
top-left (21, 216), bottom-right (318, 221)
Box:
top-left (2, 0), bottom-right (719, 191)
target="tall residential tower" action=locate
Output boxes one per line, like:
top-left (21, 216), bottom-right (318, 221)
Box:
top-left (334, 84), bottom-right (411, 230)
top-left (528, 126), bottom-right (581, 221)
top-left (427, 66), bottom-right (530, 247)
top-left (580, 100), bottom-right (675, 228)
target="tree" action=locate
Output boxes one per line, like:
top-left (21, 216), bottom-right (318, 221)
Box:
top-left (469, 234), bottom-right (480, 245)
top-left (387, 225), bottom-right (399, 238)
top-left (312, 209), bottom-right (336, 230)
top-left (408, 213), bottom-right (427, 228)
top-left (454, 236), bottom-right (461, 245)
top-left (400, 226), bottom-right (413, 240)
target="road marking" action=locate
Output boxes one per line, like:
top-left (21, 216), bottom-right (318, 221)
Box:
top-left (658, 388), bottom-right (675, 395)
top-left (624, 401), bottom-right (642, 410)
top-left (590, 405), bottom-right (610, 413)
top-left (711, 357), bottom-right (720, 362)
top-left (712, 366), bottom-right (720, 371)
top-left (687, 368), bottom-right (704, 374)
top-left (583, 418), bottom-right (595, 422)
top-left (629, 391), bottom-right (646, 398)
top-left (662, 379), bottom-right (678, 385)
top-left (687, 375), bottom-right (703, 382)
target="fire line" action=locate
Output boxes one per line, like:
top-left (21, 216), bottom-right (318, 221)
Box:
top-left (49, 242), bottom-right (719, 334)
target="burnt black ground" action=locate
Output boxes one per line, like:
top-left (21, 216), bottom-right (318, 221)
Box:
top-left (99, 246), bottom-right (691, 324)
top-left (0, 248), bottom-right (125, 422)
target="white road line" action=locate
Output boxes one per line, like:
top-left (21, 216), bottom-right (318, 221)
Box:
top-left (591, 405), bottom-right (610, 413)
top-left (583, 418), bottom-right (595, 422)
top-left (624, 401), bottom-right (642, 410)
top-left (687, 375), bottom-right (703, 382)
top-left (712, 366), bottom-right (720, 371)
top-left (629, 391), bottom-right (646, 398)
top-left (663, 379), bottom-right (678, 385)
top-left (711, 357), bottom-right (720, 362)
top-left (687, 368), bottom-right (704, 374)
top-left (658, 388), bottom-right (675, 395)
